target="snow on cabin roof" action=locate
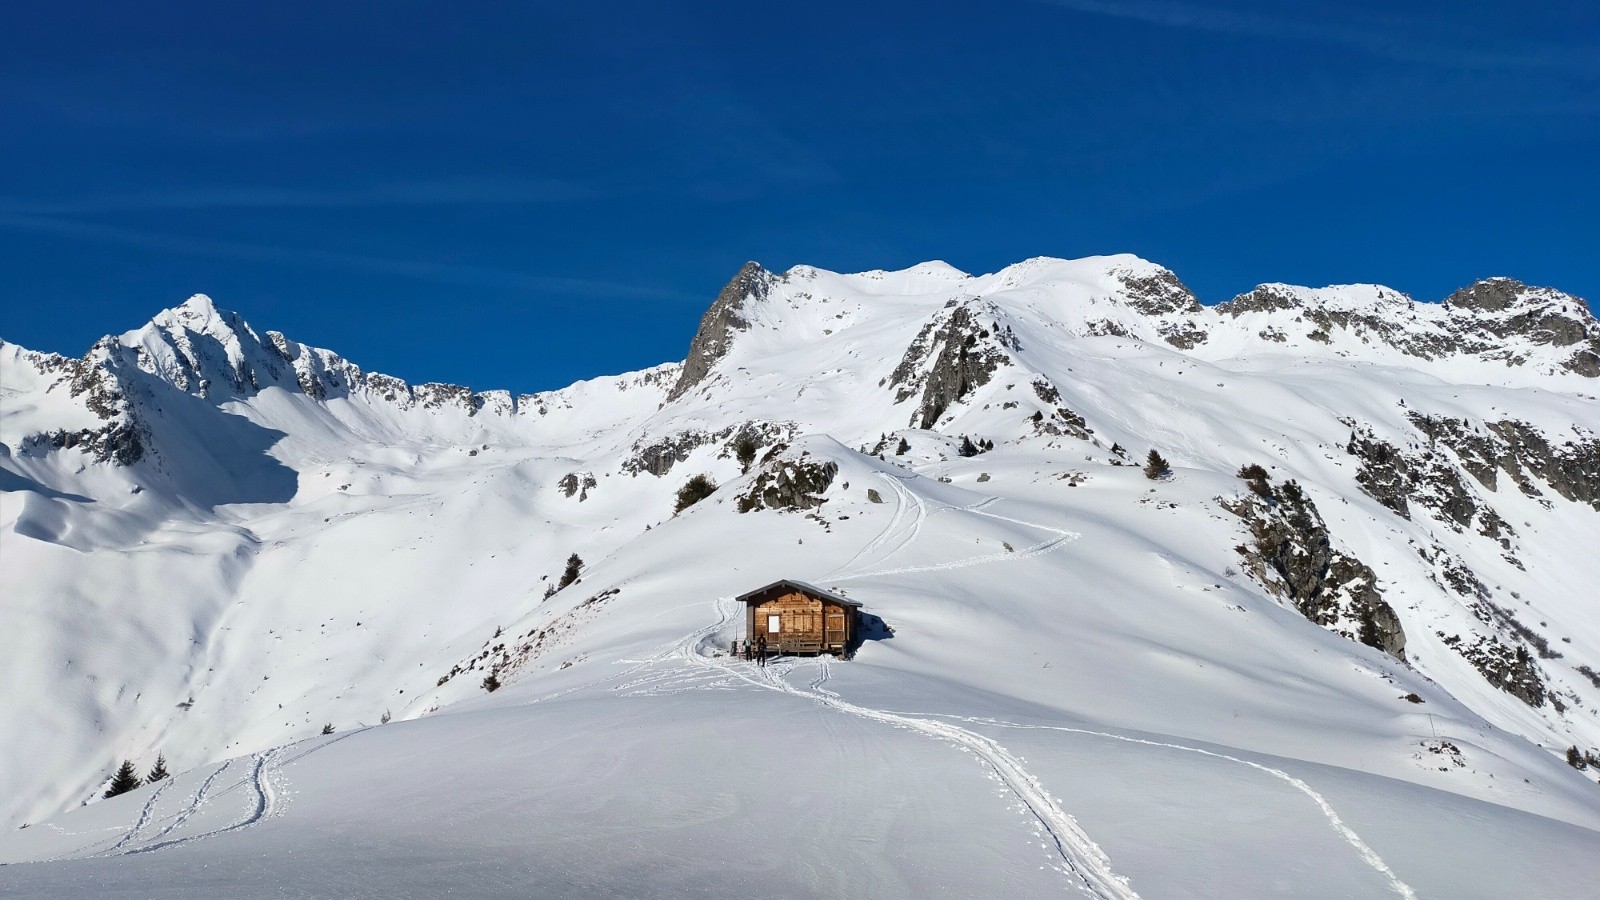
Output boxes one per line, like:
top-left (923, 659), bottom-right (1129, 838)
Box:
top-left (734, 579), bottom-right (862, 608)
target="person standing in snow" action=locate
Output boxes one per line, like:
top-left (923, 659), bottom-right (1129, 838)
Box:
top-left (756, 634), bottom-right (768, 668)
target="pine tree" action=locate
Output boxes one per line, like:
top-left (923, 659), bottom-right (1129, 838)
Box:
top-left (1144, 449), bottom-right (1172, 481)
top-left (674, 474), bottom-right (718, 513)
top-left (556, 553), bottom-right (583, 591)
top-left (958, 436), bottom-right (979, 457)
top-left (146, 754), bottom-right (170, 783)
top-left (895, 437), bottom-right (911, 455)
top-left (321, 723), bottom-right (335, 735)
top-left (733, 432), bottom-right (760, 473)
top-left (482, 673), bottom-right (501, 692)
top-left (104, 760), bottom-right (141, 798)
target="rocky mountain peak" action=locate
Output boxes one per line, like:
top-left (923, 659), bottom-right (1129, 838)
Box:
top-left (1444, 278), bottom-right (1533, 313)
top-left (666, 261), bottom-right (773, 401)
top-left (1110, 263), bottom-right (1203, 317)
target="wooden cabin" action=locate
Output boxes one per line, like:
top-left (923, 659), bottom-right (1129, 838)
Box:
top-left (736, 579), bottom-right (861, 657)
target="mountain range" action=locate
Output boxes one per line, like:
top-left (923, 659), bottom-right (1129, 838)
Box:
top-left (3, 254), bottom-right (1599, 896)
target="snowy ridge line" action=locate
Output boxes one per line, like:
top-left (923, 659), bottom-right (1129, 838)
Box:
top-left (933, 715), bottom-right (1418, 900)
top-left (687, 600), bottom-right (1137, 900)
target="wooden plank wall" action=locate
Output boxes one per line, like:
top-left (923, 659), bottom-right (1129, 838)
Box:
top-left (750, 591), bottom-right (852, 652)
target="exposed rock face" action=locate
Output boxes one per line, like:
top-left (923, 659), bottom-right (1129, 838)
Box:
top-left (1216, 278), bottom-right (1600, 376)
top-left (1440, 633), bottom-right (1546, 707)
top-left (735, 445), bottom-right (838, 513)
top-left (558, 472), bottom-right (597, 501)
top-left (622, 421), bottom-right (793, 478)
top-left (889, 304), bottom-right (1014, 429)
top-left (1116, 266), bottom-right (1203, 317)
top-left (666, 262), bottom-right (770, 402)
top-left (1345, 424), bottom-right (1511, 543)
top-left (1404, 413), bottom-right (1600, 512)
top-left (1445, 278), bottom-right (1600, 377)
top-left (1224, 469), bottom-right (1406, 660)
top-left (1216, 286), bottom-right (1302, 316)
top-left (1113, 266), bottom-right (1208, 348)
top-left (34, 341), bottom-right (150, 465)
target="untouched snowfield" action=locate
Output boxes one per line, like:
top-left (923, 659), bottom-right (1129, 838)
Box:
top-left (4, 255), bottom-right (1600, 896)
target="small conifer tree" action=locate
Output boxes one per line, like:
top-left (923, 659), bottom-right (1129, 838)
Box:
top-left (895, 437), bottom-right (911, 455)
top-left (556, 553), bottom-right (583, 591)
top-left (733, 433), bottom-right (760, 473)
top-left (146, 754), bottom-right (170, 783)
top-left (321, 723), bottom-right (335, 735)
top-left (482, 673), bottom-right (501, 692)
top-left (674, 474), bottom-right (718, 513)
top-left (1144, 449), bottom-right (1172, 480)
top-left (104, 760), bottom-right (141, 798)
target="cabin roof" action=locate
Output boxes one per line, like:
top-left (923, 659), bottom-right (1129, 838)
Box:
top-left (734, 579), bottom-right (862, 608)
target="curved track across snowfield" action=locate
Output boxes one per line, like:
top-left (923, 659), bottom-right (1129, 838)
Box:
top-left (685, 598), bottom-right (1138, 900)
top-left (97, 780), bottom-right (172, 856)
top-left (934, 715), bottom-right (1418, 900)
top-left (831, 484), bottom-right (1080, 584)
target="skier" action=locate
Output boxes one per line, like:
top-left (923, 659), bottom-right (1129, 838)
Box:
top-left (756, 634), bottom-right (768, 668)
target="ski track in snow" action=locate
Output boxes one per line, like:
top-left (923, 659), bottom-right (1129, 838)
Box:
top-left (122, 749), bottom-right (277, 856)
top-left (928, 715), bottom-right (1418, 900)
top-left (682, 606), bottom-right (1138, 900)
top-left (99, 731), bottom-right (361, 859)
top-left (96, 779), bottom-right (173, 856)
top-left (828, 472), bottom-right (1079, 585)
top-left (100, 759), bottom-right (234, 857)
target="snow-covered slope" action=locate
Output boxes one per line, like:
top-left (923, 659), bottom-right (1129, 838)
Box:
top-left (3, 256), bottom-right (1600, 896)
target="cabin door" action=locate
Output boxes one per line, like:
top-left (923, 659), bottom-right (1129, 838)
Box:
top-left (826, 610), bottom-right (847, 643)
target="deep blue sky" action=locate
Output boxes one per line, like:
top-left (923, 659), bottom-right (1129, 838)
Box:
top-left (2, 1), bottom-right (1596, 392)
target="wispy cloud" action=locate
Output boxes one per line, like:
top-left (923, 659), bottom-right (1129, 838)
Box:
top-left (1034, 0), bottom-right (1595, 72)
top-left (0, 176), bottom-right (595, 216)
top-left (0, 212), bottom-right (696, 302)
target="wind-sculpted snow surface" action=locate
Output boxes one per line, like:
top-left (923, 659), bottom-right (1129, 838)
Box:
top-left (4, 254), bottom-right (1600, 894)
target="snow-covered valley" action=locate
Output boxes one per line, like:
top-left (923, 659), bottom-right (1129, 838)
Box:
top-left (3, 255), bottom-right (1600, 896)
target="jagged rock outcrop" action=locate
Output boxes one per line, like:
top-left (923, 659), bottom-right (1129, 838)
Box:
top-left (1344, 424), bottom-right (1511, 544)
top-left (558, 472), bottom-right (597, 501)
top-left (1439, 633), bottom-right (1547, 708)
top-left (888, 304), bottom-right (1015, 429)
top-left (1444, 278), bottom-right (1600, 376)
top-left (666, 262), bottom-right (770, 401)
top-left (1224, 468), bottom-right (1406, 660)
top-left (735, 445), bottom-right (838, 513)
top-left (1113, 266), bottom-right (1209, 348)
top-left (622, 421), bottom-right (794, 478)
top-left (1402, 413), bottom-right (1600, 512)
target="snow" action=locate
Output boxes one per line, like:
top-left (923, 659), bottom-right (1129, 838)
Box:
top-left (3, 254), bottom-right (1600, 895)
